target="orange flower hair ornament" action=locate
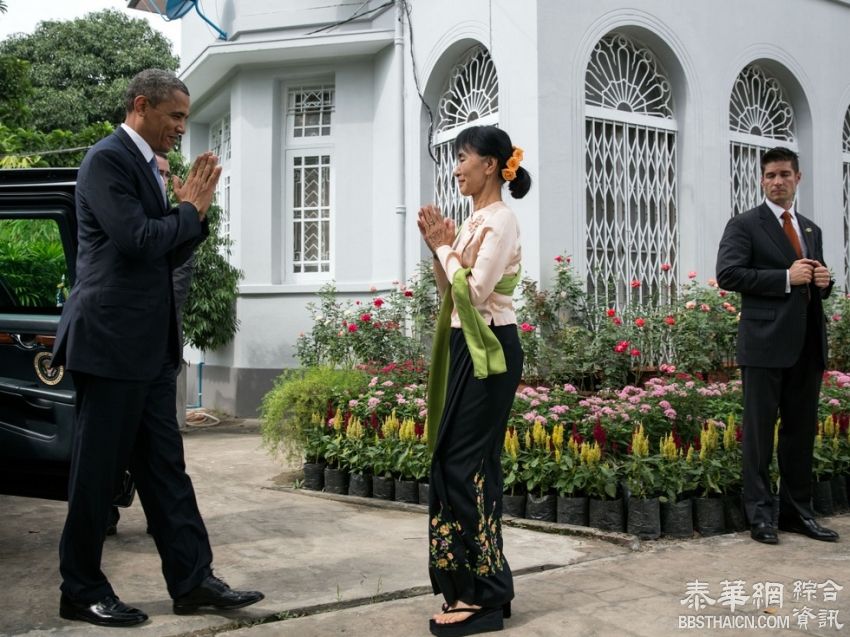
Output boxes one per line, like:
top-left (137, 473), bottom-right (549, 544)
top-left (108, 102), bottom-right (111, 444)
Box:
top-left (501, 146), bottom-right (524, 182)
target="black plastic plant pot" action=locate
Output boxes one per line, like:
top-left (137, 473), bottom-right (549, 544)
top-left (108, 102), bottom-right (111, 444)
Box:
top-left (627, 496), bottom-right (661, 539)
top-left (302, 462), bottom-right (326, 491)
top-left (556, 495), bottom-right (589, 526)
top-left (661, 498), bottom-right (694, 539)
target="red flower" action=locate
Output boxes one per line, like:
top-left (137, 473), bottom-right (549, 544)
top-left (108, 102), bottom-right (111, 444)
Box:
top-left (360, 313), bottom-right (372, 322)
top-left (634, 318), bottom-right (645, 328)
top-left (833, 314), bottom-right (842, 322)
top-left (348, 324), bottom-right (358, 333)
top-left (664, 315), bottom-right (675, 326)
top-left (630, 348), bottom-right (641, 357)
top-left (520, 322), bottom-right (535, 333)
top-left (606, 308), bottom-right (616, 317)
top-left (373, 298), bottom-right (384, 308)
top-left (612, 317), bottom-right (622, 326)
top-left (566, 256), bottom-right (572, 264)
top-left (592, 419), bottom-right (607, 448)
top-left (554, 255), bottom-right (563, 263)
top-left (630, 279), bottom-right (641, 289)
top-left (571, 423), bottom-right (583, 445)
top-left (403, 290), bottom-right (413, 297)
top-left (719, 290), bottom-right (728, 297)
top-left (660, 263), bottom-right (671, 272)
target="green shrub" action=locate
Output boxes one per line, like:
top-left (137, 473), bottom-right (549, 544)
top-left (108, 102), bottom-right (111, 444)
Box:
top-left (260, 367), bottom-right (368, 462)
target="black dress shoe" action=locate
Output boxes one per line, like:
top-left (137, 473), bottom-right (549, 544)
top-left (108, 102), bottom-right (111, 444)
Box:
top-left (750, 523), bottom-right (778, 544)
top-left (59, 594), bottom-right (148, 627)
top-left (779, 516), bottom-right (839, 542)
top-left (173, 574), bottom-right (264, 614)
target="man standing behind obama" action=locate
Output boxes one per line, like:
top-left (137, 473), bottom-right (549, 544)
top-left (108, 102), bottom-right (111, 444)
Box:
top-left (716, 146), bottom-right (839, 546)
top-left (52, 69), bottom-right (263, 627)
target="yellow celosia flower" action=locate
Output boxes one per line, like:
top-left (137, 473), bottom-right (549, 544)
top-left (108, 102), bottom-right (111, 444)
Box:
top-left (567, 436), bottom-right (579, 457)
top-left (660, 433), bottom-right (679, 461)
top-left (399, 418), bottom-right (417, 441)
top-left (310, 412), bottom-right (322, 427)
top-left (332, 407), bottom-right (344, 432)
top-left (685, 446), bottom-right (694, 464)
top-left (524, 429), bottom-right (532, 450)
top-left (382, 410), bottom-right (400, 438)
top-left (630, 424), bottom-right (649, 458)
top-left (552, 423), bottom-right (564, 450)
top-left (700, 420), bottom-right (718, 460)
top-left (580, 441), bottom-right (601, 465)
top-left (723, 416), bottom-right (738, 451)
top-left (346, 416), bottom-right (363, 440)
top-left (504, 428), bottom-right (520, 459)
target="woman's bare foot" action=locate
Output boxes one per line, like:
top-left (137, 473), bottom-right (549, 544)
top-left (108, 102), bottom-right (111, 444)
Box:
top-left (432, 600), bottom-right (481, 624)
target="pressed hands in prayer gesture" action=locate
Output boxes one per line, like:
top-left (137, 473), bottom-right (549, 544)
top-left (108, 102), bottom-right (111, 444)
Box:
top-left (418, 204), bottom-right (456, 257)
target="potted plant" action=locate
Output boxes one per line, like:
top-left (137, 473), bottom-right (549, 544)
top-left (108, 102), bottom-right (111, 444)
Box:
top-left (521, 421), bottom-right (558, 521)
top-left (501, 427), bottom-right (526, 517)
top-left (812, 418), bottom-right (837, 516)
top-left (302, 412), bottom-right (328, 491)
top-left (657, 432), bottom-right (696, 538)
top-left (322, 408), bottom-right (349, 494)
top-left (342, 415), bottom-right (373, 497)
top-left (692, 421), bottom-right (726, 536)
top-left (623, 424), bottom-right (661, 539)
top-left (394, 417), bottom-right (421, 503)
top-left (581, 441), bottom-right (624, 532)
top-left (554, 431), bottom-right (588, 526)
top-left (719, 416), bottom-right (746, 531)
top-left (369, 412), bottom-right (399, 500)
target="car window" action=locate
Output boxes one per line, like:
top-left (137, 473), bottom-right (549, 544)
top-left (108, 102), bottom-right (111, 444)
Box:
top-left (0, 217), bottom-right (69, 313)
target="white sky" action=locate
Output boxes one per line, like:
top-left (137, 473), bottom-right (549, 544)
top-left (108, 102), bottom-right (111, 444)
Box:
top-left (0, 0), bottom-right (181, 56)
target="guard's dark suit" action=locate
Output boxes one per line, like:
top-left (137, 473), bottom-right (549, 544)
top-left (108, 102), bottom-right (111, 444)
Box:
top-left (716, 203), bottom-right (832, 526)
top-left (53, 127), bottom-right (212, 603)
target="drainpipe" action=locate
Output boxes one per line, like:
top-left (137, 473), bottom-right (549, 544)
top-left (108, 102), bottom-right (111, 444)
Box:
top-left (186, 359), bottom-right (204, 408)
top-left (395, 0), bottom-right (407, 281)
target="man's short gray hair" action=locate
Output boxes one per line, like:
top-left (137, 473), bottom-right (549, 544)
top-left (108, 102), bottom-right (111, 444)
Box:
top-left (124, 69), bottom-right (189, 113)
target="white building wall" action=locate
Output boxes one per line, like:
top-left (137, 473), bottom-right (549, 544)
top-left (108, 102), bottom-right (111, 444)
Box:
top-left (174, 0), bottom-right (850, 415)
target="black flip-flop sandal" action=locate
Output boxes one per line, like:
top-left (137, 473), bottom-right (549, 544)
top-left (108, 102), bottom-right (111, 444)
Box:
top-left (429, 606), bottom-right (504, 637)
top-left (441, 602), bottom-right (511, 618)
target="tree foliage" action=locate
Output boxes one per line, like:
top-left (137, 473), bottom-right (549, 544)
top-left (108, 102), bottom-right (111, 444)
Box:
top-left (0, 9), bottom-right (178, 131)
top-left (165, 153), bottom-right (243, 352)
top-left (0, 55), bottom-right (31, 128)
top-left (0, 121), bottom-right (114, 168)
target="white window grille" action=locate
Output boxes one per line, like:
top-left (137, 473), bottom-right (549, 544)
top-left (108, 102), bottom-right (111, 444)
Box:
top-left (433, 46), bottom-right (499, 227)
top-left (584, 34), bottom-right (678, 310)
top-left (291, 154), bottom-right (331, 274)
top-left (285, 85), bottom-right (334, 277)
top-left (209, 114), bottom-right (232, 250)
top-left (289, 85), bottom-right (334, 138)
top-left (729, 65), bottom-right (797, 217)
top-left (843, 106), bottom-right (850, 291)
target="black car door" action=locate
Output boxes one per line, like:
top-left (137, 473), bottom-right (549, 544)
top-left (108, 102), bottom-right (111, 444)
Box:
top-left (0, 173), bottom-right (78, 500)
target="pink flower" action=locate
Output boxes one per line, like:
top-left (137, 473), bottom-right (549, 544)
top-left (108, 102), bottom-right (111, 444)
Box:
top-left (348, 324), bottom-right (358, 333)
top-left (630, 348), bottom-right (641, 357)
top-left (606, 308), bottom-right (616, 317)
top-left (699, 303), bottom-right (710, 312)
top-left (664, 408), bottom-right (677, 419)
top-left (661, 263), bottom-right (671, 272)
top-left (829, 399), bottom-right (840, 407)
top-left (634, 318), bottom-right (645, 328)
top-left (833, 314), bottom-right (842, 322)
top-left (373, 297), bottom-right (384, 308)
top-left (554, 255), bottom-right (563, 262)
top-left (630, 279), bottom-right (641, 289)
top-left (566, 256), bottom-right (572, 263)
top-left (355, 300), bottom-right (361, 305)
top-left (707, 278), bottom-right (718, 287)
top-left (404, 290), bottom-right (413, 297)
top-left (360, 313), bottom-right (371, 322)
top-left (688, 271), bottom-right (697, 279)
top-left (685, 301), bottom-right (696, 310)
top-left (369, 286), bottom-right (377, 293)
top-left (520, 322), bottom-right (535, 333)
top-left (664, 315), bottom-right (676, 326)
top-left (725, 304), bottom-right (736, 313)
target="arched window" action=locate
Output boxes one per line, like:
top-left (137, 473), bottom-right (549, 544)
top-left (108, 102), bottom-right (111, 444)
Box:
top-left (841, 107), bottom-right (850, 294)
top-left (729, 65), bottom-right (796, 217)
top-left (585, 33), bottom-right (678, 308)
top-left (433, 46), bottom-right (499, 226)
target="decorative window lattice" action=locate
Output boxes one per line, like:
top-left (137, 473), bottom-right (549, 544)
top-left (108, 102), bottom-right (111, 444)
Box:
top-left (292, 154), bottom-right (331, 274)
top-left (844, 106), bottom-right (850, 291)
top-left (729, 66), bottom-right (796, 217)
top-left (585, 34), bottom-right (673, 119)
top-left (433, 46), bottom-right (499, 226)
top-left (221, 173), bottom-right (231, 245)
top-left (585, 118), bottom-right (678, 311)
top-left (209, 114), bottom-right (231, 161)
top-left (584, 35), bottom-right (678, 316)
top-left (289, 86), bottom-right (334, 138)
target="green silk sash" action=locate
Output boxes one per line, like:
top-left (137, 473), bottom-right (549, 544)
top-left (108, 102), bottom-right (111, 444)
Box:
top-left (426, 265), bottom-right (521, 452)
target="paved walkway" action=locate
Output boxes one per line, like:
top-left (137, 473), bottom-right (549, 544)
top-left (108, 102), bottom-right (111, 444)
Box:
top-left (1, 422), bottom-right (847, 637)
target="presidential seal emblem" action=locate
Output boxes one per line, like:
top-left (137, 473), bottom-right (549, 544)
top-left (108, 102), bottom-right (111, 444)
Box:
top-left (34, 351), bottom-right (64, 386)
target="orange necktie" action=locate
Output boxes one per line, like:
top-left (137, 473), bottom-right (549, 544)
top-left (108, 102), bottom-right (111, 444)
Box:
top-left (781, 210), bottom-right (802, 259)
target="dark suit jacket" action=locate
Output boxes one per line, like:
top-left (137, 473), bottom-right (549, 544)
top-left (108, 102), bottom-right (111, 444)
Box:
top-left (53, 127), bottom-right (208, 381)
top-left (716, 203), bottom-right (831, 369)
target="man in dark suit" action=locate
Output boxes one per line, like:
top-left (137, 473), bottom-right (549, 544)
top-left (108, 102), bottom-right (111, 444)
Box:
top-left (53, 69), bottom-right (263, 627)
top-left (717, 146), bottom-right (838, 546)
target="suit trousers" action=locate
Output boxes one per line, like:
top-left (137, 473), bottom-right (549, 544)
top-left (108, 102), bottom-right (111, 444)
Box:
top-left (740, 311), bottom-right (823, 526)
top-left (59, 363), bottom-right (212, 603)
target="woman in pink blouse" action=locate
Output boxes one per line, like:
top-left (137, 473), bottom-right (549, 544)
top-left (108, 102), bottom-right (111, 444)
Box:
top-left (418, 125), bottom-right (531, 637)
